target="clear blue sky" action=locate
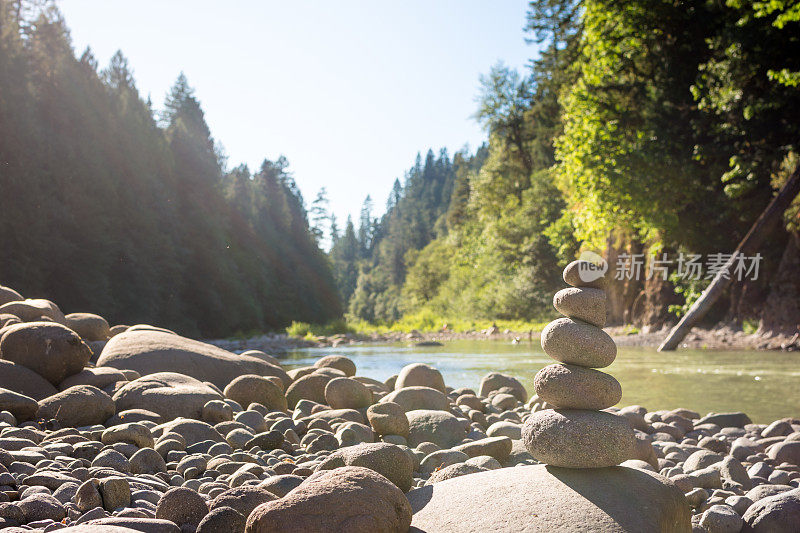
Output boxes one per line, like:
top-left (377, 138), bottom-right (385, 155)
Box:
top-left (57, 1), bottom-right (535, 227)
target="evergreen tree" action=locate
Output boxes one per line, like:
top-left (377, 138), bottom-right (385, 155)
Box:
top-left (329, 213), bottom-right (340, 244)
top-left (310, 187), bottom-right (331, 246)
top-left (357, 195), bottom-right (374, 257)
top-left (0, 0), bottom-right (341, 336)
top-left (330, 216), bottom-right (360, 303)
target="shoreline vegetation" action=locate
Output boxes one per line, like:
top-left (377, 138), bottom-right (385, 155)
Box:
top-left (207, 316), bottom-right (800, 354)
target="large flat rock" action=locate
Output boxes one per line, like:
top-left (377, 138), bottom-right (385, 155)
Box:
top-left (96, 330), bottom-right (280, 389)
top-left (408, 464), bottom-right (690, 532)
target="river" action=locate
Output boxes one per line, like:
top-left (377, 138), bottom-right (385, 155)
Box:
top-left (284, 340), bottom-right (800, 423)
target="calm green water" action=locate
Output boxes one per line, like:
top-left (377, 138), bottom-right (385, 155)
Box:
top-left (284, 340), bottom-right (800, 424)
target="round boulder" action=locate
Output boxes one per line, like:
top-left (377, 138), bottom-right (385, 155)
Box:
top-left (112, 372), bottom-right (223, 420)
top-left (0, 298), bottom-right (66, 323)
top-left (105, 408), bottom-right (162, 426)
top-left (381, 386), bottom-right (450, 412)
top-left (129, 447), bottom-right (167, 475)
top-left (533, 364), bottom-right (621, 410)
top-left (699, 504), bottom-right (743, 533)
top-left (102, 422), bottom-right (154, 448)
top-left (486, 421), bottom-right (522, 440)
top-left (240, 349), bottom-right (280, 367)
top-left (0, 322), bottom-right (91, 384)
top-left (245, 466), bottom-right (412, 533)
top-left (478, 372), bottom-right (527, 403)
top-left (0, 313), bottom-right (21, 328)
top-left (316, 442), bottom-right (414, 492)
top-left (563, 259), bottom-right (607, 289)
top-left (285, 373), bottom-right (331, 408)
top-left (0, 285), bottom-right (22, 306)
top-left (425, 463), bottom-right (488, 485)
top-left (553, 287), bottom-right (606, 327)
top-left (65, 313), bottom-right (111, 341)
top-left (37, 385), bottom-right (115, 427)
top-left (258, 475), bottom-right (304, 498)
top-left (324, 377), bottom-right (372, 410)
top-left (406, 409), bottom-right (468, 448)
top-left (197, 506), bottom-right (246, 533)
top-left (97, 329), bottom-right (287, 390)
top-left (742, 487), bottom-right (800, 532)
top-left (522, 409), bottom-right (636, 468)
top-left (767, 441), bottom-right (800, 467)
top-left (313, 355), bottom-right (356, 376)
top-left (17, 492), bottom-right (66, 523)
top-left (246, 430), bottom-right (285, 450)
top-left (0, 359), bottom-right (57, 399)
top-left (108, 324), bottom-right (129, 337)
top-left (224, 375), bottom-right (287, 412)
top-left (452, 436), bottom-right (513, 463)
top-left (367, 401), bottom-right (409, 437)
top-left (202, 399), bottom-right (233, 424)
top-left (491, 393), bottom-right (517, 410)
top-left (58, 367), bottom-right (127, 391)
top-left (155, 487), bottom-right (209, 527)
top-left (154, 418), bottom-right (223, 446)
top-left (0, 387), bottom-right (39, 421)
top-left (395, 363), bottom-right (445, 392)
top-left (540, 317), bottom-right (617, 368)
top-left (420, 449), bottom-right (470, 474)
top-left (81, 519), bottom-right (180, 532)
top-left (209, 485), bottom-right (277, 517)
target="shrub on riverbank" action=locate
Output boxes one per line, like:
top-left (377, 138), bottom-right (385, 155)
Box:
top-left (286, 310), bottom-right (549, 338)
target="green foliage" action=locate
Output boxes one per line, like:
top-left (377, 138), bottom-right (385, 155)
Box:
top-left (733, 0), bottom-right (800, 86)
top-left (286, 321), bottom-right (313, 337)
top-left (667, 273), bottom-right (711, 318)
top-left (331, 0), bottom-right (799, 330)
top-left (556, 1), bottom-right (727, 250)
top-left (621, 325), bottom-right (640, 336)
top-left (0, 1), bottom-right (341, 337)
top-left (347, 309), bottom-right (548, 335)
top-left (476, 64), bottom-right (535, 176)
top-left (552, 0), bottom-right (798, 269)
top-left (402, 239), bottom-right (455, 310)
top-left (742, 318), bottom-right (759, 334)
top-left (286, 319), bottom-right (352, 338)
top-left (330, 148), bottom-right (462, 323)
top-left (692, 0), bottom-right (800, 208)
top-left (329, 3), bottom-right (576, 326)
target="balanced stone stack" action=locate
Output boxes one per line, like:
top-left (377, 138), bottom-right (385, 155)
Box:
top-left (522, 259), bottom-right (636, 468)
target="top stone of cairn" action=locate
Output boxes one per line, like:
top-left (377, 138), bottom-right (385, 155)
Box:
top-left (563, 259), bottom-right (607, 290)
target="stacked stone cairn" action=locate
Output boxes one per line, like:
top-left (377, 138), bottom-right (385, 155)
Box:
top-left (522, 259), bottom-right (636, 468)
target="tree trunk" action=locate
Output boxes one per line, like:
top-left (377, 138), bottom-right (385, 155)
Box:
top-left (658, 165), bottom-right (800, 351)
top-left (604, 238), bottom-right (644, 325)
top-left (759, 231), bottom-right (800, 335)
top-left (632, 261), bottom-right (682, 330)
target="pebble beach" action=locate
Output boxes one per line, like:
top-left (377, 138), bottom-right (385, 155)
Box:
top-left (0, 274), bottom-right (798, 532)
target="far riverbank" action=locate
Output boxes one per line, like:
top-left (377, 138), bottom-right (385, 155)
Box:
top-left (208, 324), bottom-right (800, 355)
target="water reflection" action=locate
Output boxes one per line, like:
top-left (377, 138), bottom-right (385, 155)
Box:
top-left (284, 340), bottom-right (800, 423)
